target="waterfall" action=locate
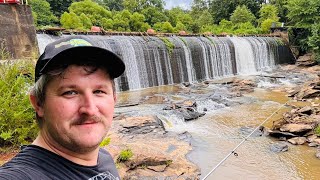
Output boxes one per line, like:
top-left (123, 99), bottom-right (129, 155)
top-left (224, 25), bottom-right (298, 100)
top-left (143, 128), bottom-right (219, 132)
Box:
top-left (36, 34), bottom-right (294, 91)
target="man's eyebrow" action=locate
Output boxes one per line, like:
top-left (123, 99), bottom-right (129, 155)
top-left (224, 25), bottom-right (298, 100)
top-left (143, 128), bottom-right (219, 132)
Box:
top-left (56, 84), bottom-right (78, 92)
top-left (95, 84), bottom-right (110, 89)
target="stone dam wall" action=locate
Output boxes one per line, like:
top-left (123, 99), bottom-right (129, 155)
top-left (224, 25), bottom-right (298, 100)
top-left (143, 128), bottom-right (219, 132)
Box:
top-left (0, 4), bottom-right (38, 60)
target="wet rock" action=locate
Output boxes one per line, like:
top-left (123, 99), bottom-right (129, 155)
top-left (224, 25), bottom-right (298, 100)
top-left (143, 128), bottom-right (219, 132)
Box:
top-left (288, 137), bottom-right (307, 145)
top-left (270, 142), bottom-right (289, 153)
top-left (296, 88), bottom-right (320, 100)
top-left (207, 77), bottom-right (235, 84)
top-left (296, 53), bottom-right (317, 67)
top-left (307, 134), bottom-right (318, 143)
top-left (297, 106), bottom-right (312, 115)
top-left (178, 131), bottom-right (192, 141)
top-left (239, 126), bottom-right (263, 137)
top-left (316, 149), bottom-right (320, 159)
top-left (125, 154), bottom-right (171, 170)
top-left (309, 138), bottom-right (320, 145)
top-left (182, 82), bottom-right (191, 87)
top-left (119, 116), bottom-right (165, 135)
top-left (308, 142), bottom-right (319, 147)
top-left (280, 123), bottom-right (313, 134)
top-left (177, 107), bottom-right (205, 121)
top-left (268, 130), bottom-right (298, 138)
top-left (287, 88), bottom-right (300, 97)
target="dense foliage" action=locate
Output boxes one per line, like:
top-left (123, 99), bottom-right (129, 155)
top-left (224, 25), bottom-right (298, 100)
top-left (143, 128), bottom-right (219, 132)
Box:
top-left (28, 0), bottom-right (275, 35)
top-left (285, 0), bottom-right (320, 61)
top-left (0, 61), bottom-right (38, 148)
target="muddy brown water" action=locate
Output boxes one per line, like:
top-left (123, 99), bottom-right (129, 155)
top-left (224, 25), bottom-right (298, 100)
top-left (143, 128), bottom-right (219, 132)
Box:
top-left (116, 85), bottom-right (320, 180)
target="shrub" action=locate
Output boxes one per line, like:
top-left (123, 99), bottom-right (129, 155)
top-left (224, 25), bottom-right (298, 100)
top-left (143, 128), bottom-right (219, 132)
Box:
top-left (117, 149), bottom-right (133, 162)
top-left (314, 125), bottom-right (320, 136)
top-left (0, 61), bottom-right (38, 147)
top-left (99, 137), bottom-right (111, 147)
top-left (159, 37), bottom-right (175, 56)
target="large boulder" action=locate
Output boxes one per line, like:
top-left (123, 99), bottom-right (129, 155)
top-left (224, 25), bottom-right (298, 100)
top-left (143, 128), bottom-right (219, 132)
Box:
top-left (107, 115), bottom-right (200, 179)
top-left (280, 123), bottom-right (313, 134)
top-left (296, 53), bottom-right (317, 67)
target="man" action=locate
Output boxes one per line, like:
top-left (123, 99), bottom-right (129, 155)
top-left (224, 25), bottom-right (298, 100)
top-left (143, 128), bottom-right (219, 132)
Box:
top-left (0, 35), bottom-right (125, 179)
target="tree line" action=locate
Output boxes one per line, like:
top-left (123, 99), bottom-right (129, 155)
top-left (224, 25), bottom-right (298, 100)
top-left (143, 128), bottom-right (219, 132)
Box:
top-left (29, 0), bottom-right (319, 60)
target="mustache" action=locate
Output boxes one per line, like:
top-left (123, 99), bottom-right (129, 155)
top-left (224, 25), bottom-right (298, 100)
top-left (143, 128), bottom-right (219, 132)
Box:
top-left (71, 115), bottom-right (103, 125)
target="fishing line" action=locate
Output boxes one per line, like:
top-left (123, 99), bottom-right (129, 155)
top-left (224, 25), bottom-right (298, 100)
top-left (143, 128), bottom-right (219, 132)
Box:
top-left (202, 99), bottom-right (290, 180)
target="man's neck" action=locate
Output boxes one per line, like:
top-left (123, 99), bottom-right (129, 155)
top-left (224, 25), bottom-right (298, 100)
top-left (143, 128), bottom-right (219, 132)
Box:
top-left (32, 133), bottom-right (99, 166)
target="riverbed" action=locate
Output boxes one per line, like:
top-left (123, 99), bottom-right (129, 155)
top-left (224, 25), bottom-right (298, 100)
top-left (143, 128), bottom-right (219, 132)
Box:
top-left (115, 67), bottom-right (320, 180)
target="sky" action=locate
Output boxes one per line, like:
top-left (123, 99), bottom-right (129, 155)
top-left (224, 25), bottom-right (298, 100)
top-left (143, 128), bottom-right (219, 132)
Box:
top-left (164, 0), bottom-right (192, 10)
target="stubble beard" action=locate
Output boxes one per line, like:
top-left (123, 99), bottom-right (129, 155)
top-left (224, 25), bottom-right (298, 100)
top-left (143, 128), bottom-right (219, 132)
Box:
top-left (46, 115), bottom-right (110, 154)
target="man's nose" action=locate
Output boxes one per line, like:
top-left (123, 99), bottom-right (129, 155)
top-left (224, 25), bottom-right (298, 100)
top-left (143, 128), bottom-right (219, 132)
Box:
top-left (79, 93), bottom-right (98, 115)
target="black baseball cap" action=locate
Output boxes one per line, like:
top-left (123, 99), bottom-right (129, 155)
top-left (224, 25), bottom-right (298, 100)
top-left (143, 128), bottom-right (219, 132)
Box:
top-left (35, 35), bottom-right (125, 82)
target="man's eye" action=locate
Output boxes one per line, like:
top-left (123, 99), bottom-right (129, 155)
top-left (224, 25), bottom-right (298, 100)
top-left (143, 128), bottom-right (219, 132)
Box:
top-left (62, 91), bottom-right (77, 96)
top-left (94, 90), bottom-right (106, 94)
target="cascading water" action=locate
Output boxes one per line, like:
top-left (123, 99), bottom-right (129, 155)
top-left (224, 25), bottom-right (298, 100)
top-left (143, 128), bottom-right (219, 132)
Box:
top-left (36, 34), bottom-right (294, 91)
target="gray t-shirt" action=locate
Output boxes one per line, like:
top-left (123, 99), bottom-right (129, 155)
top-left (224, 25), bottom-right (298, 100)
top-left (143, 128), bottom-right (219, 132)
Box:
top-left (0, 145), bottom-right (120, 180)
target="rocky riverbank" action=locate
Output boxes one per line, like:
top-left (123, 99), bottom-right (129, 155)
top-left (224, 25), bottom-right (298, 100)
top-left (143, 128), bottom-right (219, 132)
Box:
top-left (106, 63), bottom-right (320, 179)
top-left (106, 76), bottom-right (262, 179)
top-left (264, 65), bottom-right (320, 157)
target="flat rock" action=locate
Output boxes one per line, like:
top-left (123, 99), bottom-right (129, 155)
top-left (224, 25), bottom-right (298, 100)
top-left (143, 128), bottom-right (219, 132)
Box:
top-left (288, 137), bottom-right (307, 145)
top-left (280, 123), bottom-right (313, 133)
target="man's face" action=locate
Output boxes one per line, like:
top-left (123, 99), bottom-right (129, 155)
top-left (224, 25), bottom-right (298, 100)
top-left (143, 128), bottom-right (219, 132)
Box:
top-left (36, 65), bottom-right (116, 153)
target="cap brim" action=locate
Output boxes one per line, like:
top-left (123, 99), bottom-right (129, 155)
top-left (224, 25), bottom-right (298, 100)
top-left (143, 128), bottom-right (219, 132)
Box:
top-left (39, 46), bottom-right (125, 79)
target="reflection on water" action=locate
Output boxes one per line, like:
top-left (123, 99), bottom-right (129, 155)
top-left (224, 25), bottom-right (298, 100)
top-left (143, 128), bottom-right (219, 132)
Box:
top-left (115, 85), bottom-right (320, 180)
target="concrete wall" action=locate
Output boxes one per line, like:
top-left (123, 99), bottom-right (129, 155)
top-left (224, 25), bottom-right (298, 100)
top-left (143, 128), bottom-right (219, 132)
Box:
top-left (0, 4), bottom-right (38, 60)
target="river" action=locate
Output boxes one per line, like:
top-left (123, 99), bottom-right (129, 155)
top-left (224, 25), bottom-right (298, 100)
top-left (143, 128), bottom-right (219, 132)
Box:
top-left (115, 72), bottom-right (320, 180)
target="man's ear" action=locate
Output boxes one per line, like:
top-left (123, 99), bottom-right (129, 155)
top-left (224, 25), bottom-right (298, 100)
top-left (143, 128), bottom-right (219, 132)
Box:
top-left (113, 93), bottom-right (117, 103)
top-left (29, 94), bottom-right (44, 118)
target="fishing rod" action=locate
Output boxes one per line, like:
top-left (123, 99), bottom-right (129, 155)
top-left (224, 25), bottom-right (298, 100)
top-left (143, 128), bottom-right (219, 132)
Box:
top-left (202, 100), bottom-right (290, 180)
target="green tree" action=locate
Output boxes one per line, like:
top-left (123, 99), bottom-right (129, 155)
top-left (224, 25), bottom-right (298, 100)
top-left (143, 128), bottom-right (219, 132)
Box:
top-left (29, 0), bottom-right (58, 27)
top-left (208, 0), bottom-right (263, 24)
top-left (60, 12), bottom-right (83, 29)
top-left (96, 0), bottom-right (124, 11)
top-left (261, 18), bottom-right (275, 33)
top-left (197, 10), bottom-right (214, 27)
top-left (270, 0), bottom-right (289, 23)
top-left (218, 19), bottom-right (234, 33)
top-left (46, 0), bottom-right (74, 18)
top-left (69, 0), bottom-right (112, 27)
top-left (190, 0), bottom-right (211, 21)
top-left (230, 5), bottom-right (256, 24)
top-left (123, 0), bottom-right (165, 12)
top-left (234, 22), bottom-right (258, 34)
top-left (286, 0), bottom-right (320, 28)
top-left (79, 13), bottom-right (92, 29)
top-left (129, 12), bottom-right (149, 32)
top-left (101, 18), bottom-right (114, 30)
top-left (141, 7), bottom-right (168, 27)
top-left (308, 23), bottom-right (320, 61)
top-left (258, 4), bottom-right (279, 24)
top-left (175, 21), bottom-right (186, 32)
top-left (258, 4), bottom-right (280, 33)
top-left (166, 7), bottom-right (183, 27)
top-left (153, 21), bottom-right (174, 33)
top-left (113, 10), bottom-right (131, 31)
top-left (286, 0), bottom-right (320, 62)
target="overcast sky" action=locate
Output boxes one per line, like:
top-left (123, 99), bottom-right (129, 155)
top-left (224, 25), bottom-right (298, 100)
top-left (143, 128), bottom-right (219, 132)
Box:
top-left (164, 0), bottom-right (192, 10)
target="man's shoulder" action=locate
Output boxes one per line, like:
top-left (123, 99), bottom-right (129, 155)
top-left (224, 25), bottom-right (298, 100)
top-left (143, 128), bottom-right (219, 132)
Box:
top-left (0, 165), bottom-right (46, 180)
top-left (0, 145), bottom-right (53, 179)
